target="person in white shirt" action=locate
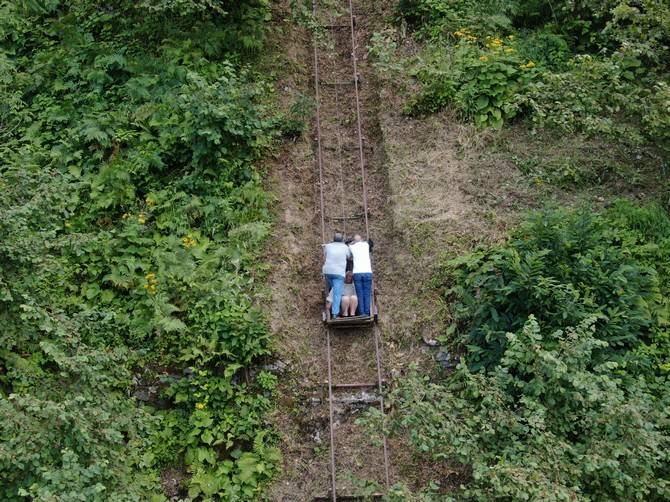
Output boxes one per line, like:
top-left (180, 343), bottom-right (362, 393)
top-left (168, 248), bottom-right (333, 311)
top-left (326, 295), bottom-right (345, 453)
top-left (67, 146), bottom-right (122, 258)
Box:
top-left (349, 234), bottom-right (374, 316)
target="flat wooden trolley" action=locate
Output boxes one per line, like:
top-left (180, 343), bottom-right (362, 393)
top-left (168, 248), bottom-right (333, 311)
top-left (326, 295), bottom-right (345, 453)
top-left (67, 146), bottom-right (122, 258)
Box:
top-left (322, 287), bottom-right (379, 328)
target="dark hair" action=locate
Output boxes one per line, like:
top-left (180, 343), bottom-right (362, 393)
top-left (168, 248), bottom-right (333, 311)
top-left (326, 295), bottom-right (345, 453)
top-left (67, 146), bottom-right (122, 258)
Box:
top-left (334, 232), bottom-right (344, 242)
top-left (345, 271), bottom-right (353, 283)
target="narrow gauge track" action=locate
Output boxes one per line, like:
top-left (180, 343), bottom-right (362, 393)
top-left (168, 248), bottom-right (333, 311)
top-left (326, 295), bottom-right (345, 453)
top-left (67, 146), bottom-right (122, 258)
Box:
top-left (311, 0), bottom-right (390, 499)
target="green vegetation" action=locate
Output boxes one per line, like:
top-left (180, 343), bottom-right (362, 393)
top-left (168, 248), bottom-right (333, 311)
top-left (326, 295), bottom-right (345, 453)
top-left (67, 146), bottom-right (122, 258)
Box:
top-left (363, 2), bottom-right (670, 498)
top-left (0, 1), bottom-right (282, 499)
top-left (369, 202), bottom-right (670, 500)
top-left (378, 0), bottom-right (669, 154)
top-left (447, 201), bottom-right (670, 371)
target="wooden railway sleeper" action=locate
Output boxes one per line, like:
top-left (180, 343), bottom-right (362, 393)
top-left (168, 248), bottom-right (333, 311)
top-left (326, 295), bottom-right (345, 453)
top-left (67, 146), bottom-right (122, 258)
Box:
top-left (322, 142), bottom-right (372, 152)
top-left (314, 492), bottom-right (382, 501)
top-left (327, 213), bottom-right (366, 221)
top-left (320, 16), bottom-right (357, 30)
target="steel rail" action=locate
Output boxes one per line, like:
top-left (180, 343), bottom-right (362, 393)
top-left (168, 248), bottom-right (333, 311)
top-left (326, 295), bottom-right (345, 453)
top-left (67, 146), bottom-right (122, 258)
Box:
top-left (346, 0), bottom-right (377, 333)
top-left (312, 1), bottom-right (337, 499)
top-left (326, 330), bottom-right (337, 502)
top-left (312, 0), bottom-right (327, 247)
top-left (373, 325), bottom-right (390, 486)
top-left (347, 0), bottom-right (370, 241)
top-left (344, 2), bottom-right (389, 486)
top-left (334, 89), bottom-right (348, 237)
top-left (311, 0), bottom-right (391, 499)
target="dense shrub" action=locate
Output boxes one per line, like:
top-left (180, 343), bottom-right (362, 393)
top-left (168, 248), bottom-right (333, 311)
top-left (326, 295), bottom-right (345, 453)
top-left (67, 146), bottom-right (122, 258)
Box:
top-left (446, 201), bottom-right (670, 370)
top-left (387, 0), bottom-right (670, 153)
top-left (0, 310), bottom-right (160, 500)
top-left (1, 0), bottom-right (280, 499)
top-left (363, 202), bottom-right (670, 500)
top-left (380, 317), bottom-right (670, 501)
top-left (407, 33), bottom-right (533, 126)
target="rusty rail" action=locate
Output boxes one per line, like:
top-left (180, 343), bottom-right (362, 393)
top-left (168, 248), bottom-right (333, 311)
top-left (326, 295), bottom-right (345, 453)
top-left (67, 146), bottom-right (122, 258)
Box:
top-left (311, 0), bottom-right (390, 500)
top-left (312, 0), bottom-right (327, 247)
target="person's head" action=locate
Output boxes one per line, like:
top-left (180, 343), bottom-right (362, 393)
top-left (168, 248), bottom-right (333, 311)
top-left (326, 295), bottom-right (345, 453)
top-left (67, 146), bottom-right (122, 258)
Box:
top-left (345, 271), bottom-right (353, 283)
top-left (353, 234), bottom-right (362, 242)
top-left (334, 232), bottom-right (344, 243)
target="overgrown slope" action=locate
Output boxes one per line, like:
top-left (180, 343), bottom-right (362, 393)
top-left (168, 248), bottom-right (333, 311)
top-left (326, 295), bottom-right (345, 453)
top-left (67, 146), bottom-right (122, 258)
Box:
top-left (0, 1), bottom-right (282, 499)
top-left (360, 1), bottom-right (670, 499)
top-left (373, 203), bottom-right (670, 500)
top-left (375, 0), bottom-right (669, 156)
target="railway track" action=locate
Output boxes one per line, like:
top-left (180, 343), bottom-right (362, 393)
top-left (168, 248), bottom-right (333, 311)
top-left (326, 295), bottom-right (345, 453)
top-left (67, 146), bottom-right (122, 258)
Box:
top-left (311, 0), bottom-right (390, 499)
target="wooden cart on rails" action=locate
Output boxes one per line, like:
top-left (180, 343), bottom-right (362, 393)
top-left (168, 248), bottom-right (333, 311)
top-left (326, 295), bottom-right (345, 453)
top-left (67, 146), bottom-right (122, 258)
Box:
top-left (322, 286), bottom-right (378, 328)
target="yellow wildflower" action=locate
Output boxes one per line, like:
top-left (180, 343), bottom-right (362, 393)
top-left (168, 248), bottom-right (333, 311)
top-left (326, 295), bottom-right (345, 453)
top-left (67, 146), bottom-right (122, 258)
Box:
top-left (137, 212), bottom-right (146, 225)
top-left (479, 56), bottom-right (489, 62)
top-left (144, 272), bottom-right (158, 294)
top-left (454, 28), bottom-right (477, 42)
top-left (122, 213), bottom-right (130, 220)
top-left (526, 60), bottom-right (536, 68)
top-left (505, 47), bottom-right (515, 54)
top-left (182, 234), bottom-right (197, 248)
top-left (507, 35), bottom-right (515, 41)
top-left (195, 403), bottom-right (205, 410)
top-left (64, 221), bottom-right (72, 228)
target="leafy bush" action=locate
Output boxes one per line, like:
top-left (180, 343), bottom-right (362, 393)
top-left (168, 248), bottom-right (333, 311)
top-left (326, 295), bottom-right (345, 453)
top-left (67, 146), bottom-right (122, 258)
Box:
top-left (0, 0), bottom-right (282, 499)
top-left (396, 0), bottom-right (513, 39)
top-left (0, 312), bottom-right (160, 501)
top-left (445, 201), bottom-right (670, 370)
top-left (519, 54), bottom-right (642, 137)
top-left (408, 34), bottom-right (533, 127)
top-left (378, 316), bottom-right (670, 500)
top-left (388, 0), bottom-right (670, 153)
top-left (364, 202), bottom-right (670, 500)
top-left (149, 367), bottom-right (280, 500)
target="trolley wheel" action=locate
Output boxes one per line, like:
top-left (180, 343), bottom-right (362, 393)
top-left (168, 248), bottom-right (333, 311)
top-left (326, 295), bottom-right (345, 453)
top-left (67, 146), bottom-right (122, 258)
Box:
top-left (373, 288), bottom-right (379, 323)
top-left (322, 288), bottom-right (330, 323)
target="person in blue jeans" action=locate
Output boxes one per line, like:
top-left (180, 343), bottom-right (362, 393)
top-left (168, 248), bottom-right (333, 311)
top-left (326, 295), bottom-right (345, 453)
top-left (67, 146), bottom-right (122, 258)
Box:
top-left (349, 234), bottom-right (374, 316)
top-left (322, 232), bottom-right (352, 318)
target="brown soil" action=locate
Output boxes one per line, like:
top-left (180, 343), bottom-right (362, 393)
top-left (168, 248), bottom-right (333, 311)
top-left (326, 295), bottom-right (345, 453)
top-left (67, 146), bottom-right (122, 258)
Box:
top-left (265, 0), bottom-right (440, 500)
top-left (160, 467), bottom-right (188, 499)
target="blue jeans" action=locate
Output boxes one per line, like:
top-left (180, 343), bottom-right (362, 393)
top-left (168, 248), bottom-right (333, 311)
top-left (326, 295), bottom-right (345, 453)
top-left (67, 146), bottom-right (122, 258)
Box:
top-left (325, 274), bottom-right (345, 317)
top-left (353, 273), bottom-right (373, 316)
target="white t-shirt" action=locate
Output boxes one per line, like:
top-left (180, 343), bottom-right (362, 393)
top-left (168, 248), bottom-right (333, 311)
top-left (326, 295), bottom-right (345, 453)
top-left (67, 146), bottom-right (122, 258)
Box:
top-left (349, 241), bottom-right (372, 274)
